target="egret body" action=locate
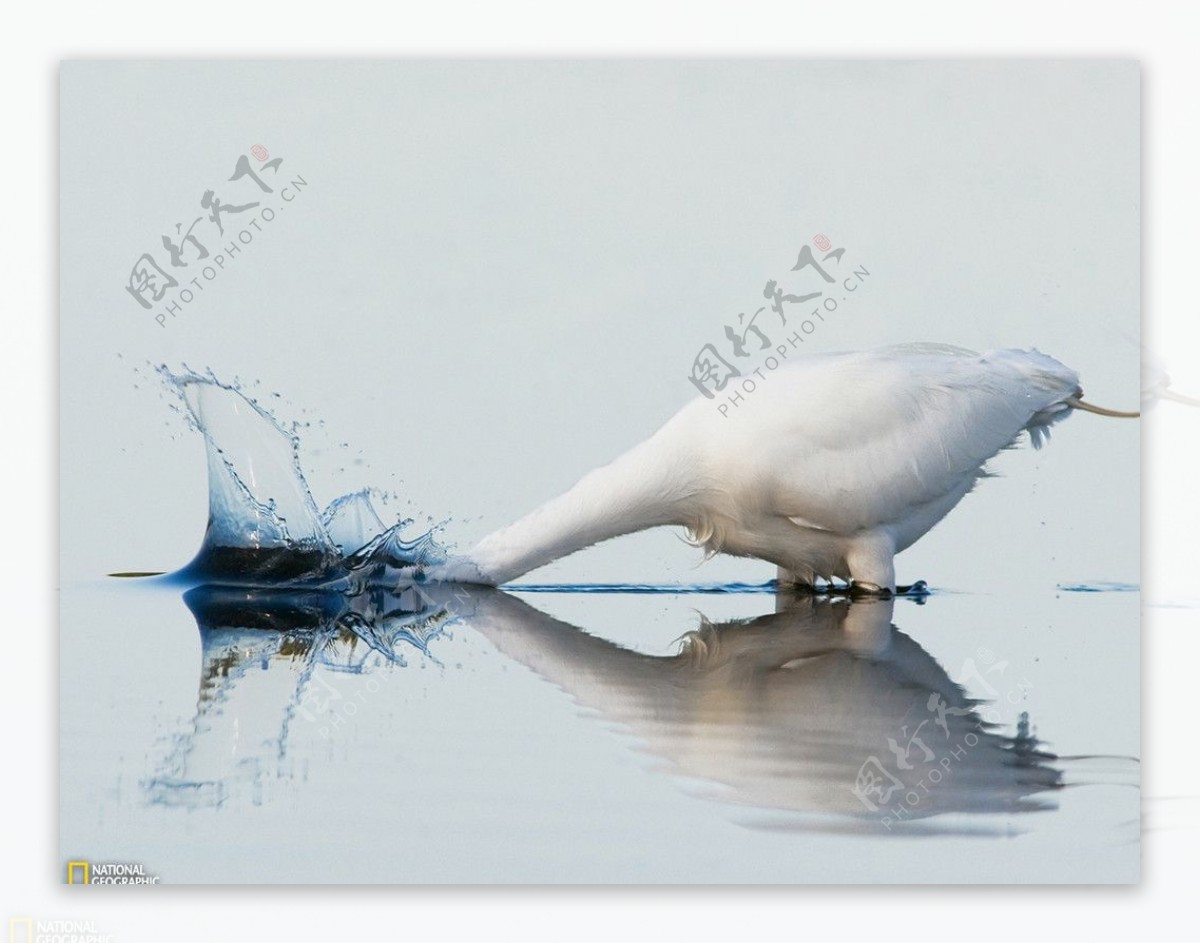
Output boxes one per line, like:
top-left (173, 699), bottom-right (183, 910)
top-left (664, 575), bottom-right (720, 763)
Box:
top-left (427, 343), bottom-right (1131, 592)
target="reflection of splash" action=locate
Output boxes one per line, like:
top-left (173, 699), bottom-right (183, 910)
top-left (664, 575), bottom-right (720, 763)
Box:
top-left (160, 369), bottom-right (447, 587)
top-left (143, 584), bottom-right (451, 808)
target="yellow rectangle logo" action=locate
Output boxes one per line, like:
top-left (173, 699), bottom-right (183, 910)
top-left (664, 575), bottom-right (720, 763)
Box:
top-left (8, 917), bottom-right (33, 943)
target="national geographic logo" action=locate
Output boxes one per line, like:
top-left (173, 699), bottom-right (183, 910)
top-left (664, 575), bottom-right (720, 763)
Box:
top-left (8, 917), bottom-right (111, 943)
top-left (64, 860), bottom-right (160, 885)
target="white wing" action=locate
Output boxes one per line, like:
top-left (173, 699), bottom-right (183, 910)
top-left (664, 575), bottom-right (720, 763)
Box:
top-left (691, 346), bottom-right (1079, 534)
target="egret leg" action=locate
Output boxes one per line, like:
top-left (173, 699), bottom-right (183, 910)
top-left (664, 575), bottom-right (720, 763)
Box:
top-left (775, 566), bottom-right (816, 593)
top-left (845, 531), bottom-right (896, 596)
top-left (774, 566), bottom-right (819, 612)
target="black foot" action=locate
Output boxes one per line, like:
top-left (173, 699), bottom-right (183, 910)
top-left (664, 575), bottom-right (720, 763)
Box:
top-left (848, 582), bottom-right (893, 599)
top-left (773, 579), bottom-right (928, 599)
top-left (896, 580), bottom-right (930, 598)
top-left (773, 578), bottom-right (852, 596)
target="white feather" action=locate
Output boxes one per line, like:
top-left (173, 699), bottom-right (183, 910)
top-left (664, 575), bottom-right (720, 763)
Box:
top-left (426, 344), bottom-right (1085, 591)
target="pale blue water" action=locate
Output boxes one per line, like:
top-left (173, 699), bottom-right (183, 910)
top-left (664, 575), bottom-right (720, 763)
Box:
top-left (58, 376), bottom-right (1140, 883)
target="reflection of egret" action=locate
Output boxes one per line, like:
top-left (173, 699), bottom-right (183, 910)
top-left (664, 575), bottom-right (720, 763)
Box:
top-left (1142, 347), bottom-right (1200, 409)
top-left (426, 344), bottom-right (1136, 592)
top-left (436, 587), bottom-right (1061, 832)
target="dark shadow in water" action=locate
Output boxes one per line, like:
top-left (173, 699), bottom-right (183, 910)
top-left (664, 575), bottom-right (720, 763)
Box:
top-left (147, 582), bottom-right (1063, 834)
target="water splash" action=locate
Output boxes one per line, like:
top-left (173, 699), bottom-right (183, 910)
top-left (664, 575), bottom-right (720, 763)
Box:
top-left (159, 368), bottom-right (447, 588)
top-left (322, 489), bottom-right (386, 557)
top-left (1058, 582), bottom-right (1140, 594)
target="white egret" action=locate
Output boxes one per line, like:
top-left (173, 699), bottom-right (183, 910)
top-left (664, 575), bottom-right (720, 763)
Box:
top-left (426, 343), bottom-right (1136, 593)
